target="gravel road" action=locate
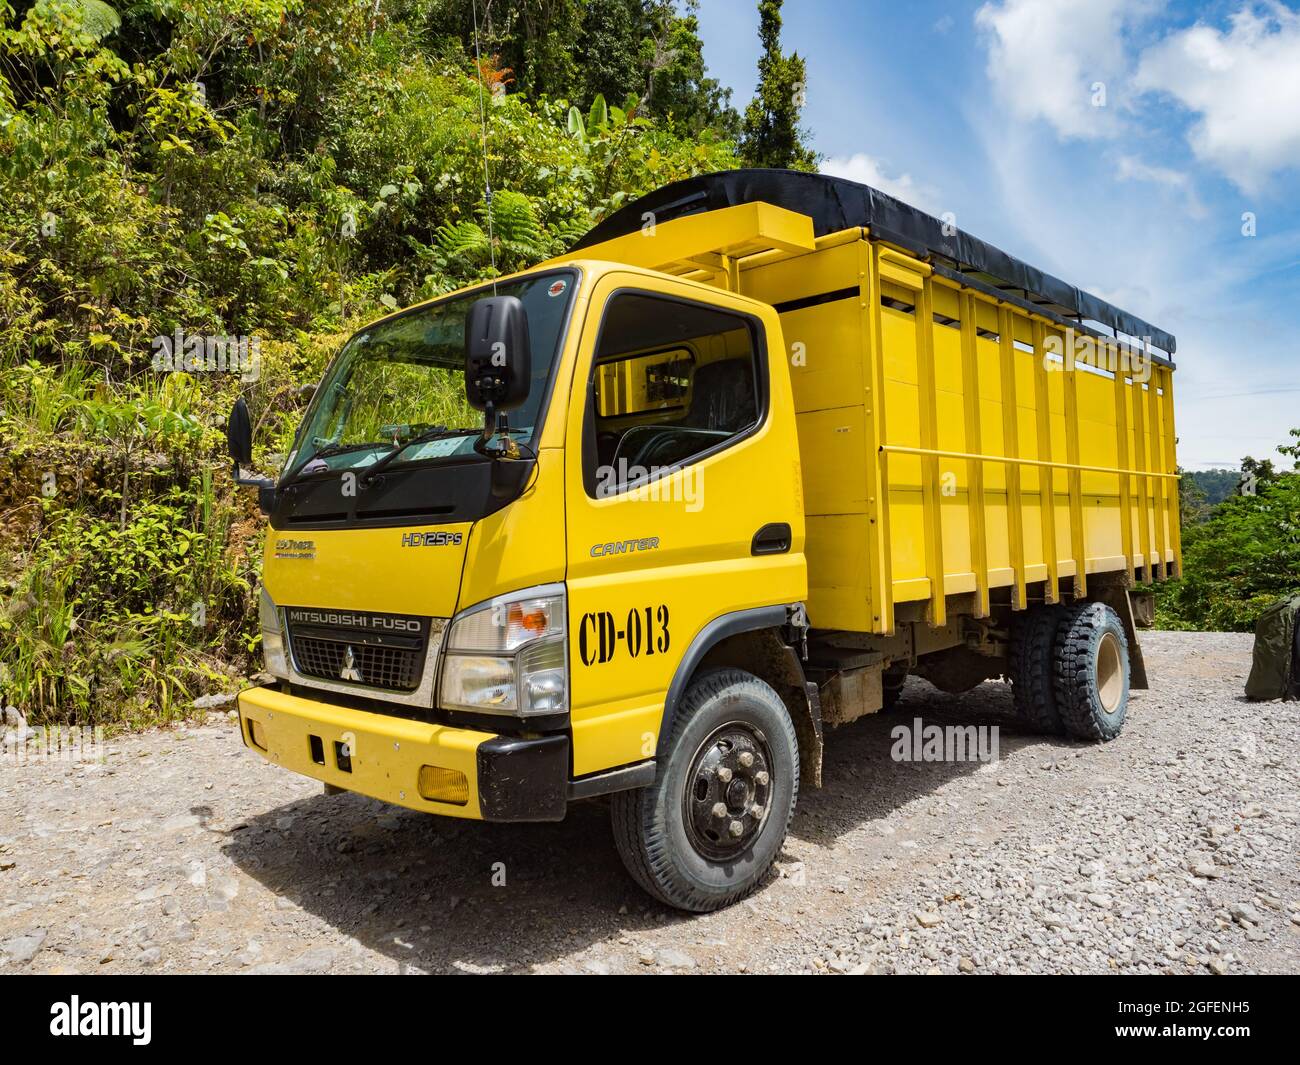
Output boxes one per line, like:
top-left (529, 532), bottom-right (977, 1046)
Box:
top-left (2, 630), bottom-right (1296, 974)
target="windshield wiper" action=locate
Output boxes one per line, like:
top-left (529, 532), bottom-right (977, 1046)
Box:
top-left (359, 426), bottom-right (480, 484)
top-left (279, 441), bottom-right (383, 487)
top-left (311, 441), bottom-right (384, 459)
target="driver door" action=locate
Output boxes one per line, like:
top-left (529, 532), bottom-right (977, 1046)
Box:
top-left (563, 271), bottom-right (805, 777)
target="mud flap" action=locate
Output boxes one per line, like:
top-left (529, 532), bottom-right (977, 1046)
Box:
top-left (793, 679), bottom-right (824, 790)
top-left (1089, 581), bottom-right (1149, 690)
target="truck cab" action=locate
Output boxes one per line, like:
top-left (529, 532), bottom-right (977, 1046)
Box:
top-left (234, 256), bottom-right (813, 911)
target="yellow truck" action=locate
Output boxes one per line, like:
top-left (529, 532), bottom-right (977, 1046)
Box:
top-left (228, 170), bottom-right (1180, 911)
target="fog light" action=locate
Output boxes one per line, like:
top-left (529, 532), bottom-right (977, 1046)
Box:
top-left (417, 764), bottom-right (469, 805)
top-left (247, 717), bottom-right (267, 751)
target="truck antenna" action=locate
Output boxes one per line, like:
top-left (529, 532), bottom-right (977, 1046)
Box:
top-left (470, 0), bottom-right (498, 292)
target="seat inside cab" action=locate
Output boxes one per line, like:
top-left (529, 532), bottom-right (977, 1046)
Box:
top-left (589, 292), bottom-right (760, 481)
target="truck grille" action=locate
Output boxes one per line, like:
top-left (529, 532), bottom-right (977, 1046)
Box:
top-left (284, 608), bottom-right (430, 693)
top-left (291, 635), bottom-right (422, 691)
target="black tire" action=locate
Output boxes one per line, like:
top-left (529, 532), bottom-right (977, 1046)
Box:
top-left (1054, 601), bottom-right (1130, 741)
top-left (610, 668), bottom-right (799, 912)
top-left (881, 665), bottom-right (908, 712)
top-left (1009, 605), bottom-right (1066, 734)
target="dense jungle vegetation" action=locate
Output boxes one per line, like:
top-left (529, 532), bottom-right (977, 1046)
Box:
top-left (0, 0), bottom-right (822, 725)
top-left (0, 1), bottom-right (1293, 727)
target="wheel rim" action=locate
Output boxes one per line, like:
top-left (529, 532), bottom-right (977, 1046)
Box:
top-left (1096, 631), bottom-right (1124, 713)
top-left (682, 722), bottom-right (774, 861)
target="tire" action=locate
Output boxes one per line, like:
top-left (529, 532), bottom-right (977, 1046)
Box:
top-left (881, 665), bottom-right (908, 712)
top-left (1054, 601), bottom-right (1130, 741)
top-left (610, 668), bottom-right (799, 912)
top-left (1009, 605), bottom-right (1066, 734)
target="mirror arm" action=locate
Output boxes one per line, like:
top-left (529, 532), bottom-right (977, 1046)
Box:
top-left (476, 394), bottom-right (497, 451)
top-left (473, 401), bottom-right (524, 461)
top-left (232, 459), bottom-right (275, 490)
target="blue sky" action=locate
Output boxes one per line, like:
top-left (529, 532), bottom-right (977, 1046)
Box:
top-left (695, 0), bottom-right (1300, 470)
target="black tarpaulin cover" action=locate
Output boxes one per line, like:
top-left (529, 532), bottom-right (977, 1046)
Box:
top-left (571, 169), bottom-right (1176, 356)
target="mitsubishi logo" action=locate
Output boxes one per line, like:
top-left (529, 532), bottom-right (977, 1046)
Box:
top-left (339, 646), bottom-right (363, 683)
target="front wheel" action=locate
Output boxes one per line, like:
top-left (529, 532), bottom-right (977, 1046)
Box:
top-left (611, 668), bottom-right (799, 912)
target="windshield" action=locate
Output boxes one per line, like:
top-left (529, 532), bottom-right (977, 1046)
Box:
top-left (285, 270), bottom-right (577, 480)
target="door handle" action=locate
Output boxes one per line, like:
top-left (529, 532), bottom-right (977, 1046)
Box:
top-left (751, 522), bottom-right (792, 556)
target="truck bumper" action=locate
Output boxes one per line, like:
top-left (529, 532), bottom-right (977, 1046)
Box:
top-left (235, 685), bottom-right (569, 822)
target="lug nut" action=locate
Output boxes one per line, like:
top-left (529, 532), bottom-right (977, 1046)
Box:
top-left (728, 819), bottom-right (744, 837)
top-left (739, 751), bottom-right (754, 768)
top-left (716, 766), bottom-right (733, 783)
top-left (711, 802), bottom-right (727, 819)
top-left (755, 770), bottom-right (770, 786)
top-left (751, 804), bottom-right (764, 818)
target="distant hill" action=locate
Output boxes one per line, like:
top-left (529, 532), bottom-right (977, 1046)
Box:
top-left (1184, 468), bottom-right (1241, 506)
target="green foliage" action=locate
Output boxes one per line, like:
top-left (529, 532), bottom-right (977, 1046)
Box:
top-left (2, 493), bottom-right (248, 725)
top-left (643, 1), bottom-right (738, 138)
top-left (422, 0), bottom-right (739, 137)
top-left (578, 0), bottom-right (645, 106)
top-left (62, 0), bottom-right (121, 39)
top-left (1182, 468), bottom-right (1241, 510)
top-left (0, 0), bottom-right (740, 726)
top-left (739, 0), bottom-right (815, 170)
top-left (435, 189), bottom-right (547, 271)
top-left (1156, 434), bottom-right (1300, 632)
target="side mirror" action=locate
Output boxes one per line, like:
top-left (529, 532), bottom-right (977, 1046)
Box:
top-left (227, 396), bottom-right (253, 466)
top-left (227, 396), bottom-right (274, 505)
top-left (464, 295), bottom-right (531, 413)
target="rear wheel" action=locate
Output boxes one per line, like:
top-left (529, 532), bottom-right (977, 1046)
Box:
top-left (1009, 605), bottom-right (1066, 734)
top-left (1054, 602), bottom-right (1130, 741)
top-left (611, 668), bottom-right (799, 912)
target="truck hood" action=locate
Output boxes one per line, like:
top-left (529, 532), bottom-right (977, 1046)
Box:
top-left (262, 523), bottom-right (472, 620)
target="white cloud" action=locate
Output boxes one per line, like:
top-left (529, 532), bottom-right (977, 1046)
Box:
top-left (974, 0), bottom-right (1147, 140)
top-left (1134, 3), bottom-right (1300, 193)
top-left (1114, 155), bottom-right (1208, 218)
top-left (819, 153), bottom-right (942, 214)
top-left (967, 117), bottom-right (1300, 469)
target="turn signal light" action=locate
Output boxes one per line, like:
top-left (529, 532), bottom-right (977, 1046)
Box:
top-left (417, 764), bottom-right (469, 806)
top-left (509, 602), bottom-right (549, 638)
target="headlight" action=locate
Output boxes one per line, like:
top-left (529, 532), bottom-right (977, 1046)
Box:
top-left (258, 586), bottom-right (289, 680)
top-left (439, 585), bottom-right (567, 716)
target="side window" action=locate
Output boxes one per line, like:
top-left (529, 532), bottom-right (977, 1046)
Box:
top-left (585, 292), bottom-right (763, 498)
top-left (595, 348), bottom-right (695, 417)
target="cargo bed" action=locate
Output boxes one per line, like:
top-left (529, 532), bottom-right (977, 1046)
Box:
top-left (561, 171), bottom-right (1181, 635)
